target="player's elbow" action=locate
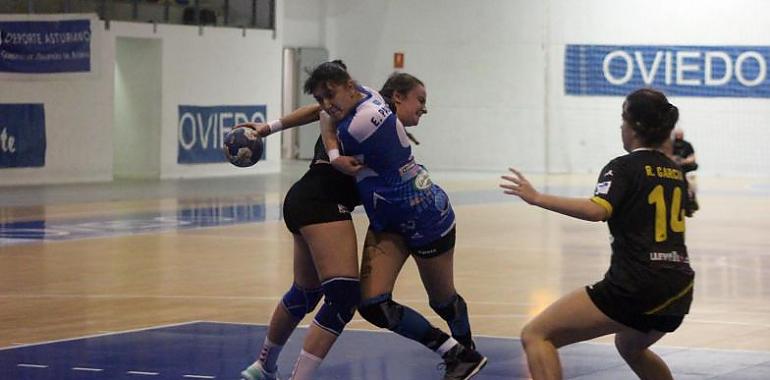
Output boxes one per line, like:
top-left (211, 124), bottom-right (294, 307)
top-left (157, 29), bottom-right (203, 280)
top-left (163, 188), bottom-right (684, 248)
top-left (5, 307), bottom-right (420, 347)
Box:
top-left (584, 203), bottom-right (609, 222)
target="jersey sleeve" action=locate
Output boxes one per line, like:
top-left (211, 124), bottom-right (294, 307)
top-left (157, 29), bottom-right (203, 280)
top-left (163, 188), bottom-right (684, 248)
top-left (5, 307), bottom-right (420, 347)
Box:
top-left (590, 158), bottom-right (629, 219)
top-left (346, 103), bottom-right (393, 144)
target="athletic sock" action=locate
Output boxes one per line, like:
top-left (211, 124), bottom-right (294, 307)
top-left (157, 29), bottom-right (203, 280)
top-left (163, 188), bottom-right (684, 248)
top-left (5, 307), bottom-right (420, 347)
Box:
top-left (290, 349), bottom-right (323, 380)
top-left (258, 337), bottom-right (283, 373)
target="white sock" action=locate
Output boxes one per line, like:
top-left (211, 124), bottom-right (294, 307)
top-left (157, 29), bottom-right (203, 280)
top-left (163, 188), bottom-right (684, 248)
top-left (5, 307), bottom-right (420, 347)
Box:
top-left (258, 337), bottom-right (283, 373)
top-left (289, 349), bottom-right (323, 380)
top-left (436, 337), bottom-right (459, 357)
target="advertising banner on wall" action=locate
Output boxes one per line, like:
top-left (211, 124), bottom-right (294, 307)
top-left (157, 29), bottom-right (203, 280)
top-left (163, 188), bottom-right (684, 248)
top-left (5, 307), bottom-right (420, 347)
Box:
top-left (177, 105), bottom-right (267, 164)
top-left (565, 45), bottom-right (770, 98)
top-left (0, 104), bottom-right (46, 168)
top-left (0, 16), bottom-right (93, 74)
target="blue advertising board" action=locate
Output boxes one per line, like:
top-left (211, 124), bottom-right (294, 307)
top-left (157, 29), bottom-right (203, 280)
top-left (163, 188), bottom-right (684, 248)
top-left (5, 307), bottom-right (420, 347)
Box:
top-left (177, 105), bottom-right (266, 164)
top-left (565, 45), bottom-right (770, 98)
top-left (0, 104), bottom-right (46, 168)
top-left (0, 18), bottom-right (91, 73)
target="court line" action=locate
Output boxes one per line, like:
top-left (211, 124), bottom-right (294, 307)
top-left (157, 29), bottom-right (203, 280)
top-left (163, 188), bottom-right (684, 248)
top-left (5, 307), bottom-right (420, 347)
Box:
top-left (17, 363), bottom-right (48, 368)
top-left (72, 367), bottom-right (104, 372)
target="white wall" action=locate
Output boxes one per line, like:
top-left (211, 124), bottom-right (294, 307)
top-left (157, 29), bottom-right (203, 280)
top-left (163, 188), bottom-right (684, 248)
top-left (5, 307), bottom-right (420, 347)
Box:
top-left (307, 0), bottom-right (770, 177)
top-left (4, 1), bottom-right (770, 184)
top-left (106, 21), bottom-right (283, 180)
top-left (0, 13), bottom-right (283, 185)
top-left (282, 0), bottom-right (325, 48)
top-left (547, 0), bottom-right (770, 176)
top-left (0, 14), bottom-right (113, 185)
top-left (320, 0), bottom-right (548, 173)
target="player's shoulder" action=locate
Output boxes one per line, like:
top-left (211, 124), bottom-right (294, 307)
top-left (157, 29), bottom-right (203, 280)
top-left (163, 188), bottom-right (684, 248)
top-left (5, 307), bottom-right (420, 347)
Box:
top-left (599, 153), bottom-right (644, 179)
top-left (350, 90), bottom-right (393, 130)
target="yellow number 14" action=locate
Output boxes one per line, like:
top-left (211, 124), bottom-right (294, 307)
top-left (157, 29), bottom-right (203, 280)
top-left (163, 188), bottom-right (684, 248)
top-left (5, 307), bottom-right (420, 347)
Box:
top-left (648, 185), bottom-right (686, 242)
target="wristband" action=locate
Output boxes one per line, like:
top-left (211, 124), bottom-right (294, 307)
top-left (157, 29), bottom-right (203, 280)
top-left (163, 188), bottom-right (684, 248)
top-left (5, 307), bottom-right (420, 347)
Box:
top-left (327, 149), bottom-right (340, 161)
top-left (267, 119), bottom-right (284, 133)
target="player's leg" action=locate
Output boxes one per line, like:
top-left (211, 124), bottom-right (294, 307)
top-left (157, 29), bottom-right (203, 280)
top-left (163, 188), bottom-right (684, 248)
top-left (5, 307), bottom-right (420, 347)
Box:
top-left (358, 231), bottom-right (452, 351)
top-left (288, 220), bottom-right (360, 380)
top-left (358, 230), bottom-right (486, 380)
top-left (615, 329), bottom-right (673, 380)
top-left (242, 234), bottom-right (323, 380)
top-left (520, 288), bottom-right (626, 380)
top-left (410, 229), bottom-right (485, 379)
top-left (412, 228), bottom-right (475, 350)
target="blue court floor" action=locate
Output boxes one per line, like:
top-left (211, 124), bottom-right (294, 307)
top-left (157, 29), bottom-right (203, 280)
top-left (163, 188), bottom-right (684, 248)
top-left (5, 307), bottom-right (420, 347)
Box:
top-left (2, 321), bottom-right (770, 379)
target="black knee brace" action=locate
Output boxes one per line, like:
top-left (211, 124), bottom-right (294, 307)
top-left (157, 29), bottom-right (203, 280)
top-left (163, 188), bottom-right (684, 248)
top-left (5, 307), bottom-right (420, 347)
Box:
top-left (358, 293), bottom-right (404, 329)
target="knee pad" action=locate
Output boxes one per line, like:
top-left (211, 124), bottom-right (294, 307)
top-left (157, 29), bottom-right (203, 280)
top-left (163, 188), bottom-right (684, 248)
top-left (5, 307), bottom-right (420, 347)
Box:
top-left (358, 293), bottom-right (404, 330)
top-left (281, 283), bottom-right (323, 320)
top-left (313, 277), bottom-right (360, 336)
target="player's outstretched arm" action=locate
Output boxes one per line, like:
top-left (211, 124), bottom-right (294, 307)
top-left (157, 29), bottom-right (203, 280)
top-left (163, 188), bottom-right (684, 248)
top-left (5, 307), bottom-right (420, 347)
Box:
top-left (500, 167), bottom-right (607, 222)
top-left (235, 103), bottom-right (322, 137)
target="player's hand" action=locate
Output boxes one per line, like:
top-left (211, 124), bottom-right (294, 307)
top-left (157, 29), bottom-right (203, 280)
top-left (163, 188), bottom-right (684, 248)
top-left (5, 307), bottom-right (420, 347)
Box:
top-left (234, 122), bottom-right (271, 137)
top-left (500, 167), bottom-right (540, 205)
top-left (331, 156), bottom-right (365, 176)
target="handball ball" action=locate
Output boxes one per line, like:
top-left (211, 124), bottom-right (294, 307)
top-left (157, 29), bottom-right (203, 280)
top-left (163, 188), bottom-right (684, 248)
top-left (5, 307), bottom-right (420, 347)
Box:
top-left (223, 127), bottom-right (264, 167)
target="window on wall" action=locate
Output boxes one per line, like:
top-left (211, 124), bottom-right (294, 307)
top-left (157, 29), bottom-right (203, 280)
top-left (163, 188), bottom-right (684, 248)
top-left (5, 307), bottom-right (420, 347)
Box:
top-left (0, 0), bottom-right (276, 30)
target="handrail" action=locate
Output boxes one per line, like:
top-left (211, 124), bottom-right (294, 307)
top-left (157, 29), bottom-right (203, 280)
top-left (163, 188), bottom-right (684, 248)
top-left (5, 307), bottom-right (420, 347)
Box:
top-left (0, 0), bottom-right (276, 31)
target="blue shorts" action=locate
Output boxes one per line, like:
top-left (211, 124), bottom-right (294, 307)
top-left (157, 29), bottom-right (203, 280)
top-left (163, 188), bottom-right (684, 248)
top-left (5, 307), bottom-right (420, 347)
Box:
top-left (358, 169), bottom-right (455, 249)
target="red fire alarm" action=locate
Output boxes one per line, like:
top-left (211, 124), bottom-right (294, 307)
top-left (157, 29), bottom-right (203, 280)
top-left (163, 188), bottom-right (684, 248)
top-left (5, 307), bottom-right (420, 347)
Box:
top-left (393, 52), bottom-right (404, 69)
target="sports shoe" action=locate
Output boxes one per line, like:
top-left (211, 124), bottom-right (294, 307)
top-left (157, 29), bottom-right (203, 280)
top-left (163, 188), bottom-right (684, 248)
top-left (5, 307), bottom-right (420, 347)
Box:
top-left (241, 362), bottom-right (280, 380)
top-left (441, 344), bottom-right (487, 380)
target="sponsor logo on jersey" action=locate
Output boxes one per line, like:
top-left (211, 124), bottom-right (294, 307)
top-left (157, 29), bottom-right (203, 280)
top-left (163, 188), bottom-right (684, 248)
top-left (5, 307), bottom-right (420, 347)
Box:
top-left (337, 204), bottom-right (350, 214)
top-left (414, 171), bottom-right (433, 190)
top-left (649, 251), bottom-right (689, 263)
top-left (604, 170), bottom-right (614, 177)
top-left (595, 181), bottom-right (612, 195)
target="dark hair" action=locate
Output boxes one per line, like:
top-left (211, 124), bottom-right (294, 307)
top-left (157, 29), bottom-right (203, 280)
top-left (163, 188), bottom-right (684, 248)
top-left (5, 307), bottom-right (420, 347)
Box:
top-left (303, 60), bottom-right (350, 95)
top-left (623, 88), bottom-right (679, 147)
top-left (379, 72), bottom-right (424, 110)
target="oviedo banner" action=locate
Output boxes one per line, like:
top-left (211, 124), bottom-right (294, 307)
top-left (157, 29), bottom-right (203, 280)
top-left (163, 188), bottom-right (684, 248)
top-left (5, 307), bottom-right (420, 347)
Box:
top-left (0, 17), bottom-right (92, 74)
top-left (565, 45), bottom-right (770, 98)
top-left (177, 105), bottom-right (267, 164)
top-left (0, 104), bottom-right (46, 168)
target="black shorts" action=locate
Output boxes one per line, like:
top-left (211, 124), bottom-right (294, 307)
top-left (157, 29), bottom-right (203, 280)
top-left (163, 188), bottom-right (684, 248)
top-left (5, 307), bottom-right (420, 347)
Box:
top-left (586, 280), bottom-right (685, 333)
top-left (283, 164), bottom-right (360, 234)
top-left (408, 226), bottom-right (456, 258)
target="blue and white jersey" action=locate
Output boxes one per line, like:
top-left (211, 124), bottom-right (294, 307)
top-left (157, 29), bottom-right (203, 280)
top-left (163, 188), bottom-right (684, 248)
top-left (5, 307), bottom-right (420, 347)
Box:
top-left (336, 86), bottom-right (455, 248)
top-left (336, 86), bottom-right (418, 185)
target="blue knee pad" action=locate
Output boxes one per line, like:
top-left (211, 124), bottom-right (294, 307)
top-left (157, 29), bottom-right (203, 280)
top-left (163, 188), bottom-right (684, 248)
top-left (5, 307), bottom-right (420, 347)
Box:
top-left (313, 277), bottom-right (360, 336)
top-left (281, 283), bottom-right (323, 320)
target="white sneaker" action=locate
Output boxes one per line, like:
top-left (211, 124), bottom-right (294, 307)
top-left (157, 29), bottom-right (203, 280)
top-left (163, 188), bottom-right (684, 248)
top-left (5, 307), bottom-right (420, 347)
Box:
top-left (241, 362), bottom-right (280, 380)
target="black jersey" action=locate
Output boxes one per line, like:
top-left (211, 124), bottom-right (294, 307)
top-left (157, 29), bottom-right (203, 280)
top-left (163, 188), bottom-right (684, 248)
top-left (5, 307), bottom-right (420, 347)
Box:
top-left (673, 139), bottom-right (697, 172)
top-left (672, 139), bottom-right (694, 160)
top-left (590, 149), bottom-right (694, 316)
top-left (311, 135), bottom-right (330, 166)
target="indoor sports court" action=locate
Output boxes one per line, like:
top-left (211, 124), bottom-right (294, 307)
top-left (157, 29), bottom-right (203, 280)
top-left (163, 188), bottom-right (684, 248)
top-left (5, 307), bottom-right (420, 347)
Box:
top-left (2, 1), bottom-right (770, 379)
